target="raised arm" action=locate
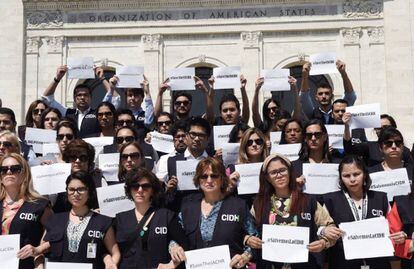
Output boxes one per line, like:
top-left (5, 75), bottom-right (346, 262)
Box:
top-left (206, 76), bottom-right (216, 125)
top-left (41, 66), bottom-right (68, 115)
top-left (142, 75), bottom-right (155, 126)
top-left (102, 73), bottom-right (121, 109)
top-left (154, 78), bottom-right (169, 118)
top-left (289, 76), bottom-right (302, 121)
top-left (336, 60), bottom-right (356, 106)
top-left (300, 62), bottom-right (315, 118)
top-left (252, 77), bottom-right (264, 128)
top-left (240, 75), bottom-right (250, 124)
top-left (195, 76), bottom-right (214, 124)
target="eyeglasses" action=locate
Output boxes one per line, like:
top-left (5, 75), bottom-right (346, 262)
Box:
top-left (267, 167), bottom-right (288, 177)
top-left (383, 140), bottom-right (403, 148)
top-left (247, 138), bottom-right (264, 147)
top-left (0, 165), bottom-right (22, 175)
top-left (67, 187), bottom-right (88, 195)
top-left (130, 183), bottom-right (152, 191)
top-left (116, 136), bottom-right (135, 144)
top-left (56, 134), bottom-right (74, 141)
top-left (67, 155), bottom-right (89, 163)
top-left (188, 131), bottom-right (207, 140)
top-left (174, 100), bottom-right (190, 107)
top-left (97, 111), bottom-right (113, 118)
top-left (116, 120), bottom-right (134, 127)
top-left (199, 173), bottom-right (220, 181)
top-left (157, 120), bottom-right (172, 127)
top-left (121, 152), bottom-right (141, 161)
top-left (0, 141), bottom-right (13, 148)
top-left (305, 132), bottom-right (324, 139)
top-left (333, 109), bottom-right (346, 114)
top-left (33, 109), bottom-right (45, 115)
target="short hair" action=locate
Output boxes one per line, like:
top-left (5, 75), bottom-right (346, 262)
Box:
top-left (173, 91), bottom-right (192, 103)
top-left (40, 107), bottom-right (62, 129)
top-left (96, 102), bottom-right (117, 126)
top-left (333, 99), bottom-right (348, 106)
top-left (238, 128), bottom-right (269, 163)
top-left (62, 139), bottom-right (95, 171)
top-left (275, 109), bottom-right (291, 121)
top-left (117, 108), bottom-right (135, 119)
top-left (380, 114), bottom-right (397, 128)
top-left (157, 112), bottom-right (173, 122)
top-left (316, 82), bottom-right (333, 92)
top-left (171, 120), bottom-right (188, 137)
top-left (0, 131), bottom-right (21, 154)
top-left (0, 107), bottom-right (16, 124)
top-left (219, 94), bottom-right (240, 112)
top-left (118, 142), bottom-right (145, 180)
top-left (193, 157), bottom-right (229, 194)
top-left (66, 171), bottom-right (98, 209)
top-left (338, 155), bottom-right (371, 193)
top-left (56, 119), bottom-right (79, 139)
top-left (378, 127), bottom-right (404, 146)
top-left (124, 167), bottom-right (163, 206)
top-left (228, 122), bottom-right (250, 143)
top-left (115, 126), bottom-right (139, 141)
top-left (186, 117), bottom-right (211, 137)
top-left (73, 84), bottom-right (92, 98)
top-left (126, 88), bottom-right (144, 98)
top-left (25, 100), bottom-right (48, 127)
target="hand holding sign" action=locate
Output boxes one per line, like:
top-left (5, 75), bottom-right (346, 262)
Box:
top-left (213, 66), bottom-right (241, 90)
top-left (309, 52), bottom-right (338, 75)
top-left (116, 66), bottom-right (144, 88)
top-left (167, 68), bottom-right (196, 91)
top-left (67, 57), bottom-right (95, 79)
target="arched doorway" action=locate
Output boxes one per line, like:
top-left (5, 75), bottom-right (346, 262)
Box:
top-left (80, 68), bottom-right (118, 109)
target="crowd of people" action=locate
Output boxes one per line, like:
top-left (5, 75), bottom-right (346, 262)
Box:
top-left (0, 60), bottom-right (413, 269)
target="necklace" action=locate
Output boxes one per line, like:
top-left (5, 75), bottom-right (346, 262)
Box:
top-left (271, 195), bottom-right (291, 218)
top-left (5, 199), bottom-right (17, 206)
top-left (70, 210), bottom-right (90, 221)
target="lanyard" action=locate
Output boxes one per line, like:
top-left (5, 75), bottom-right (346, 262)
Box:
top-left (343, 191), bottom-right (367, 221)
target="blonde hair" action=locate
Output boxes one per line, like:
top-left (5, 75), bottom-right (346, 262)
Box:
top-left (0, 153), bottom-right (44, 202)
top-left (0, 131), bottom-right (21, 155)
top-left (238, 128), bottom-right (269, 164)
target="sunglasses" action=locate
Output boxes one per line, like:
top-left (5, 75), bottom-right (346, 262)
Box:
top-left (0, 164), bottom-right (22, 175)
top-left (67, 187), bottom-right (88, 195)
top-left (305, 132), bottom-right (324, 139)
top-left (97, 111), bottom-right (113, 118)
top-left (199, 173), bottom-right (220, 181)
top-left (157, 120), bottom-right (172, 127)
top-left (130, 183), bottom-right (152, 191)
top-left (67, 155), bottom-right (89, 162)
top-left (0, 141), bottom-right (13, 148)
top-left (56, 134), bottom-right (74, 141)
top-left (383, 140), bottom-right (403, 148)
top-left (121, 152), bottom-right (141, 161)
top-left (116, 136), bottom-right (135, 144)
top-left (174, 100), bottom-right (190, 107)
top-left (33, 109), bottom-right (45, 115)
top-left (116, 120), bottom-right (134, 127)
top-left (333, 109), bottom-right (346, 114)
top-left (247, 138), bottom-right (264, 147)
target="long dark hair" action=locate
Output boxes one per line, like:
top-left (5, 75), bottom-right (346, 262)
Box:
top-left (299, 119), bottom-right (330, 161)
top-left (338, 155), bottom-right (372, 194)
top-left (279, 118), bottom-right (303, 145)
top-left (261, 98), bottom-right (280, 133)
top-left (25, 100), bottom-right (48, 127)
top-left (40, 107), bottom-right (62, 129)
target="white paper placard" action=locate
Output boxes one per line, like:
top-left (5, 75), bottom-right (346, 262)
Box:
top-left (185, 245), bottom-right (231, 269)
top-left (262, 224), bottom-right (309, 263)
top-left (31, 163), bottom-right (71, 195)
top-left (235, 162), bottom-right (263, 195)
top-left (221, 143), bottom-right (240, 167)
top-left (47, 262), bottom-right (93, 269)
top-left (42, 142), bottom-right (60, 156)
top-left (116, 66), bottom-right (144, 88)
top-left (150, 131), bottom-right (175, 154)
top-left (346, 103), bottom-right (381, 130)
top-left (0, 234), bottom-right (20, 269)
top-left (302, 163), bottom-right (340, 195)
top-left (309, 52), bottom-right (338, 75)
top-left (325, 124), bottom-right (345, 149)
top-left (369, 168), bottom-right (411, 201)
top-left (176, 160), bottom-right (200, 191)
top-left (83, 136), bottom-right (114, 159)
top-left (213, 125), bottom-right (235, 150)
top-left (270, 131), bottom-right (282, 150)
top-left (340, 217), bottom-right (394, 260)
top-left (25, 127), bottom-right (57, 154)
top-left (261, 69), bottom-right (291, 91)
top-left (270, 143), bottom-right (301, 161)
top-left (98, 153), bottom-right (120, 182)
top-left (213, 66), bottom-right (241, 90)
top-left (97, 184), bottom-right (135, 217)
top-left (167, 67), bottom-right (195, 91)
top-left (67, 57), bottom-right (94, 79)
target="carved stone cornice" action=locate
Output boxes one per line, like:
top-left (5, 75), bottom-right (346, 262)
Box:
top-left (26, 10), bottom-right (63, 28)
top-left (343, 0), bottom-right (383, 18)
top-left (141, 34), bottom-right (162, 51)
top-left (241, 31), bottom-right (262, 48)
top-left (341, 28), bottom-right (362, 45)
top-left (367, 27), bottom-right (384, 44)
top-left (26, 37), bottom-right (41, 54)
top-left (45, 36), bottom-right (64, 54)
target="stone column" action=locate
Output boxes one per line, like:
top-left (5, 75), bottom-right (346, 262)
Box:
top-left (43, 36), bottom-right (65, 104)
top-left (25, 37), bottom-right (41, 109)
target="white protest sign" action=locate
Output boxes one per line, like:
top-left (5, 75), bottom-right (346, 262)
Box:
top-left (25, 127), bottom-right (57, 154)
top-left (325, 124), bottom-right (345, 149)
top-left (185, 245), bottom-right (231, 269)
top-left (221, 143), bottom-right (240, 167)
top-left (262, 224), bottom-right (309, 263)
top-left (213, 125), bottom-right (235, 150)
top-left (98, 153), bottom-right (120, 182)
top-left (42, 142), bottom-right (60, 156)
top-left (0, 234), bottom-right (19, 269)
top-left (83, 136), bottom-right (114, 159)
top-left (369, 168), bottom-right (411, 201)
top-left (176, 160), bottom-right (200, 191)
top-left (31, 163), bottom-right (71, 195)
top-left (167, 67), bottom-right (195, 91)
top-left (97, 184), bottom-right (135, 217)
top-left (302, 163), bottom-right (340, 195)
top-left (340, 217), bottom-right (394, 260)
top-left (261, 69), bottom-right (291, 91)
top-left (346, 103), bottom-right (381, 130)
top-left (150, 131), bottom-right (175, 153)
top-left (67, 57), bottom-right (94, 79)
top-left (47, 262), bottom-right (92, 269)
top-left (213, 66), bottom-right (241, 90)
top-left (235, 162), bottom-right (263, 195)
top-left (271, 143), bottom-right (301, 161)
top-left (116, 66), bottom-right (144, 88)
top-left (270, 131), bottom-right (282, 150)
top-left (309, 52), bottom-right (338, 75)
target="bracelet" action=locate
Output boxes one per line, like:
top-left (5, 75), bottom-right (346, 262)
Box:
top-left (53, 77), bottom-right (60, 83)
top-left (320, 236), bottom-right (330, 249)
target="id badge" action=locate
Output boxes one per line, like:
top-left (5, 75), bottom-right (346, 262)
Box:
top-left (361, 266), bottom-right (369, 269)
top-left (87, 242), bottom-right (97, 259)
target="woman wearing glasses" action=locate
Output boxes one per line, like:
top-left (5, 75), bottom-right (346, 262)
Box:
top-left (115, 167), bottom-right (187, 269)
top-left (95, 102), bottom-right (117, 138)
top-left (0, 130), bottom-right (21, 157)
top-left (38, 171), bottom-right (120, 269)
top-left (18, 99), bottom-right (48, 140)
top-left (118, 142), bottom-right (145, 182)
top-left (0, 153), bottom-right (52, 269)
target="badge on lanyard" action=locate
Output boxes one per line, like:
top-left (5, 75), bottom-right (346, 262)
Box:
top-left (87, 242), bottom-right (97, 259)
top-left (361, 266), bottom-right (369, 269)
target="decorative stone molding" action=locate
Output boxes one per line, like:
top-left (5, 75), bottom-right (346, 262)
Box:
top-left (341, 28), bottom-right (362, 45)
top-left (367, 27), bottom-right (384, 44)
top-left (343, 0), bottom-right (383, 18)
top-left (141, 34), bottom-right (162, 51)
top-left (26, 10), bottom-right (63, 28)
top-left (99, 58), bottom-right (109, 67)
top-left (297, 52), bottom-right (306, 62)
top-left (241, 31), bottom-right (262, 48)
top-left (26, 37), bottom-right (41, 54)
top-left (45, 36), bottom-right (64, 54)
top-left (198, 54), bottom-right (206, 63)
